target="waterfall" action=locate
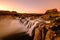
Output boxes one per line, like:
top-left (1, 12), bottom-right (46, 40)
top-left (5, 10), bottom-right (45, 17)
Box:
top-left (19, 17), bottom-right (51, 36)
top-left (0, 15), bottom-right (51, 38)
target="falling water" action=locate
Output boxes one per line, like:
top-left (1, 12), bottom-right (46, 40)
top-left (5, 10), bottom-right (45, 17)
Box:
top-left (0, 15), bottom-right (51, 39)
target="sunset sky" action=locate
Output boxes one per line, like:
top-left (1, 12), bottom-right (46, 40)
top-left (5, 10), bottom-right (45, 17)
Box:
top-left (0, 0), bottom-right (60, 13)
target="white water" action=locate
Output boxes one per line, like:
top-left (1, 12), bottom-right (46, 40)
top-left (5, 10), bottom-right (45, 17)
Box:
top-left (0, 15), bottom-right (51, 38)
top-left (23, 17), bottom-right (51, 36)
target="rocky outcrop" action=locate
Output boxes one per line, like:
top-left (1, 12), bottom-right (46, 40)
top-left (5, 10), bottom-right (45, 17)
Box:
top-left (33, 9), bottom-right (60, 40)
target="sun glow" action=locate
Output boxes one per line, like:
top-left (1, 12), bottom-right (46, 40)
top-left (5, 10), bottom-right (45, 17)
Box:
top-left (0, 0), bottom-right (60, 13)
top-left (0, 5), bottom-right (13, 11)
top-left (0, 5), bottom-right (32, 13)
top-left (0, 5), bottom-right (28, 13)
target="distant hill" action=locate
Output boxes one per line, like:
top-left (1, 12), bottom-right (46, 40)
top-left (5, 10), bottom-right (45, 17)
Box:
top-left (0, 9), bottom-right (60, 19)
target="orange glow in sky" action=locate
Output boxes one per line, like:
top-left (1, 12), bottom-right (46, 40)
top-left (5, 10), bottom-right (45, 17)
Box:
top-left (0, 0), bottom-right (60, 13)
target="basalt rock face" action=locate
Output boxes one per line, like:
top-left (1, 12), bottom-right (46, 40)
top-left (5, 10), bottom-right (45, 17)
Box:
top-left (0, 9), bottom-right (60, 40)
top-left (33, 9), bottom-right (60, 40)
